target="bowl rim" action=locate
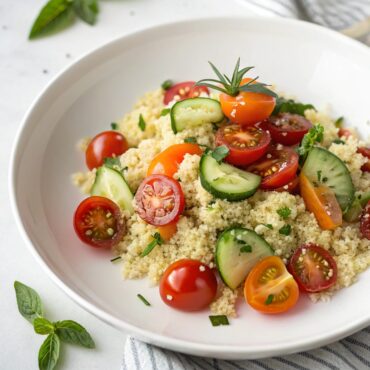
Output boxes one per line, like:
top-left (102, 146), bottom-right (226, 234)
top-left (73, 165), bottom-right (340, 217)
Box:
top-left (9, 16), bottom-right (370, 358)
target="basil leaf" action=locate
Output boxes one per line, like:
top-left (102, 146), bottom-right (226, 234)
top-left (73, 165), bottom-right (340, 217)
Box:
top-left (73, 0), bottom-right (99, 25)
top-left (55, 320), bottom-right (95, 348)
top-left (38, 333), bottom-right (60, 370)
top-left (34, 318), bottom-right (55, 335)
top-left (14, 281), bottom-right (43, 323)
top-left (29, 0), bottom-right (75, 40)
top-left (273, 97), bottom-right (315, 116)
top-left (211, 145), bottom-right (229, 163)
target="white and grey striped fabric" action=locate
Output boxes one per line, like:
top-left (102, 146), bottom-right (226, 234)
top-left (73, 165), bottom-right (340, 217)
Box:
top-left (123, 1), bottom-right (370, 369)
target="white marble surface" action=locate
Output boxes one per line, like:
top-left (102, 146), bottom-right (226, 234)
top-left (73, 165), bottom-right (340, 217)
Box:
top-left (0, 0), bottom-right (256, 369)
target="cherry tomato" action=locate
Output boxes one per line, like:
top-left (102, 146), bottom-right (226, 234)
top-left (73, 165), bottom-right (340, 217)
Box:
top-left (247, 146), bottom-right (299, 189)
top-left (163, 81), bottom-right (209, 105)
top-left (338, 128), bottom-right (352, 138)
top-left (300, 173), bottom-right (342, 230)
top-left (357, 147), bottom-right (370, 172)
top-left (289, 244), bottom-right (337, 292)
top-left (86, 131), bottom-right (128, 171)
top-left (135, 174), bottom-right (185, 226)
top-left (263, 113), bottom-right (312, 145)
top-left (159, 259), bottom-right (217, 311)
top-left (215, 124), bottom-right (271, 166)
top-left (274, 176), bottom-right (299, 194)
top-left (360, 201), bottom-right (370, 240)
top-left (147, 143), bottom-right (202, 178)
top-left (244, 256), bottom-right (299, 314)
top-left (73, 196), bottom-right (125, 248)
top-left (220, 78), bottom-right (276, 126)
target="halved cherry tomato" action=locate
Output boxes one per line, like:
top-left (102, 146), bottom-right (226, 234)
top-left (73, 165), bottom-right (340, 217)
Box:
top-left (157, 222), bottom-right (177, 242)
top-left (357, 147), bottom-right (370, 172)
top-left (247, 146), bottom-right (299, 189)
top-left (338, 128), bottom-right (352, 138)
top-left (274, 176), bottom-right (300, 194)
top-left (73, 196), bottom-right (125, 248)
top-left (86, 131), bottom-right (128, 170)
top-left (263, 113), bottom-right (312, 146)
top-left (360, 201), bottom-right (370, 240)
top-left (215, 124), bottom-right (271, 166)
top-left (135, 174), bottom-right (185, 226)
top-left (300, 173), bottom-right (342, 230)
top-left (244, 256), bottom-right (299, 314)
top-left (289, 244), bottom-right (337, 292)
top-left (159, 259), bottom-right (217, 311)
top-left (220, 78), bottom-right (276, 126)
top-left (147, 143), bottom-right (202, 177)
top-left (163, 81), bottom-right (209, 105)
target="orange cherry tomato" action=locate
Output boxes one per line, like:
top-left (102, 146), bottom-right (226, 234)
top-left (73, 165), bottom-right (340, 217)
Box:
top-left (157, 222), bottom-right (177, 242)
top-left (147, 143), bottom-right (203, 178)
top-left (300, 173), bottom-right (342, 230)
top-left (244, 256), bottom-right (299, 314)
top-left (219, 78), bottom-right (276, 126)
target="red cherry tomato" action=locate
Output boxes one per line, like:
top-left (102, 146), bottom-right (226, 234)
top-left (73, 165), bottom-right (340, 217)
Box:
top-left (338, 128), bottom-right (352, 138)
top-left (135, 174), bottom-right (185, 226)
top-left (86, 131), bottom-right (128, 170)
top-left (247, 146), bottom-right (299, 189)
top-left (163, 81), bottom-right (209, 105)
top-left (263, 113), bottom-right (312, 145)
top-left (215, 124), bottom-right (271, 166)
top-left (274, 176), bottom-right (299, 194)
top-left (357, 147), bottom-right (370, 172)
top-left (288, 244), bottom-right (337, 293)
top-left (159, 259), bottom-right (217, 311)
top-left (73, 196), bottom-right (125, 248)
top-left (360, 201), bottom-right (370, 240)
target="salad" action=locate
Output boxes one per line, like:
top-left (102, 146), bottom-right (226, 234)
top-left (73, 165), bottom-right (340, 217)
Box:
top-left (72, 59), bottom-right (370, 321)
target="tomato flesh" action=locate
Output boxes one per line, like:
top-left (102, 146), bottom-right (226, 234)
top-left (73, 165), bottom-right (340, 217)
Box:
top-left (360, 201), bottom-right (370, 240)
top-left (163, 81), bottom-right (209, 105)
top-left (73, 196), bottom-right (125, 248)
top-left (274, 176), bottom-right (299, 194)
top-left (135, 174), bottom-right (185, 226)
top-left (244, 256), bottom-right (299, 314)
top-left (86, 131), bottom-right (128, 171)
top-left (358, 147), bottom-right (370, 172)
top-left (289, 244), bottom-right (337, 292)
top-left (215, 124), bottom-right (271, 166)
top-left (263, 113), bottom-right (312, 145)
top-left (147, 143), bottom-right (202, 178)
top-left (159, 259), bottom-right (217, 311)
top-left (247, 146), bottom-right (299, 189)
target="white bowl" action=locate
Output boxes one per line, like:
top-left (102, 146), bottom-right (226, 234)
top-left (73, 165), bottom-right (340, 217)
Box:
top-left (10, 17), bottom-right (370, 359)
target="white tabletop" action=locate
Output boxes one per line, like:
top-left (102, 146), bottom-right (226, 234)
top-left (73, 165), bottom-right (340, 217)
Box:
top-left (0, 0), bottom-right (256, 369)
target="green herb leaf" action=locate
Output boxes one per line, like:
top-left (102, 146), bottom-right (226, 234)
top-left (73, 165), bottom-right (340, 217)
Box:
top-left (55, 320), bottom-right (95, 348)
top-left (138, 114), bottom-right (146, 131)
top-left (103, 157), bottom-right (121, 171)
top-left (298, 124), bottom-right (324, 162)
top-left (184, 137), bottom-right (197, 144)
top-left (273, 97), bottom-right (315, 116)
top-left (276, 206), bottom-right (291, 219)
top-left (110, 256), bottom-right (122, 263)
top-left (34, 318), bottom-right (55, 335)
top-left (161, 79), bottom-right (173, 90)
top-left (335, 116), bottom-right (344, 128)
top-left (239, 81), bottom-right (277, 98)
top-left (14, 281), bottom-right (43, 323)
top-left (38, 333), bottom-right (60, 370)
top-left (209, 315), bottom-right (229, 327)
top-left (29, 0), bottom-right (75, 40)
top-left (211, 146), bottom-right (229, 163)
top-left (111, 122), bottom-right (118, 130)
top-left (264, 224), bottom-right (273, 230)
top-left (240, 245), bottom-right (252, 253)
top-left (160, 108), bottom-right (170, 116)
top-left (279, 224), bottom-right (291, 236)
top-left (73, 0), bottom-right (99, 25)
top-left (332, 139), bottom-right (345, 145)
top-left (265, 294), bottom-right (274, 305)
top-left (141, 232), bottom-right (163, 257)
top-left (137, 294), bottom-right (151, 306)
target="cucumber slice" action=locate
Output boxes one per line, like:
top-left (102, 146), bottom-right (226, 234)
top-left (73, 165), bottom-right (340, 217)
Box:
top-left (91, 166), bottom-right (134, 214)
top-left (216, 227), bottom-right (274, 289)
top-left (301, 147), bottom-right (354, 211)
top-left (170, 97), bottom-right (224, 133)
top-left (344, 191), bottom-right (370, 222)
top-left (199, 153), bottom-right (261, 201)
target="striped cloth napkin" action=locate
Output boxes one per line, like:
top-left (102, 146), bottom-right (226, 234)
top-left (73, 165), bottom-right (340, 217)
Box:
top-left (123, 1), bottom-right (370, 369)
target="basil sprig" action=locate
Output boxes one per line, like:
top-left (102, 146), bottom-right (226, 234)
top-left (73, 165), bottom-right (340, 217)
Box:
top-left (14, 281), bottom-right (95, 370)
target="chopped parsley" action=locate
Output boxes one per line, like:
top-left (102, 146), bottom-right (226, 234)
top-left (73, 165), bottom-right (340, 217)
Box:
top-left (138, 114), bottom-right (146, 131)
top-left (161, 79), bottom-right (173, 90)
top-left (279, 224), bottom-right (291, 236)
top-left (333, 139), bottom-right (345, 145)
top-left (334, 116), bottom-right (344, 128)
top-left (211, 146), bottom-right (229, 163)
top-left (239, 245), bottom-right (252, 253)
top-left (265, 294), bottom-right (274, 305)
top-left (140, 232), bottom-right (163, 257)
top-left (137, 294), bottom-right (151, 306)
top-left (184, 137), bottom-right (197, 144)
top-left (297, 124), bottom-right (324, 162)
top-left (322, 176), bottom-right (328, 183)
top-left (160, 108), bottom-right (170, 116)
top-left (264, 224), bottom-right (273, 230)
top-left (110, 256), bottom-right (122, 263)
top-left (276, 206), bottom-right (291, 219)
top-left (111, 122), bottom-right (118, 130)
top-left (209, 315), bottom-right (229, 327)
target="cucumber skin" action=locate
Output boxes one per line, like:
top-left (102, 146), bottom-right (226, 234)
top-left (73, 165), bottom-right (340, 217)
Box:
top-left (215, 227), bottom-right (274, 289)
top-left (199, 154), bottom-right (260, 202)
top-left (170, 97), bottom-right (224, 134)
